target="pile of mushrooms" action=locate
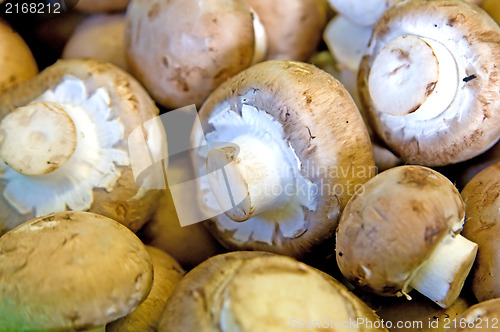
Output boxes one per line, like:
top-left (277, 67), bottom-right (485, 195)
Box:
top-left (192, 60), bottom-right (375, 258)
top-left (0, 58), bottom-right (163, 234)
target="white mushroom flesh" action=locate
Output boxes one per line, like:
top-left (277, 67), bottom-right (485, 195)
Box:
top-left (195, 92), bottom-right (317, 245)
top-left (250, 8), bottom-right (268, 65)
top-left (409, 233), bottom-right (478, 308)
top-left (327, 0), bottom-right (395, 26)
top-left (0, 76), bottom-right (129, 216)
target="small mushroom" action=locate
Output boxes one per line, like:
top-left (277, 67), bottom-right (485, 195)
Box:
top-left (62, 14), bottom-right (127, 70)
top-left (461, 161), bottom-right (500, 302)
top-left (0, 58), bottom-right (163, 234)
top-left (192, 60), bottom-right (375, 258)
top-left (0, 19), bottom-right (38, 92)
top-left (158, 251), bottom-right (387, 331)
top-left (0, 211), bottom-right (153, 331)
top-left (125, 0), bottom-right (267, 109)
top-left (107, 246), bottom-right (185, 332)
top-left (447, 298), bottom-right (500, 331)
top-left (336, 165), bottom-right (478, 308)
top-left (246, 0), bottom-right (328, 61)
top-left (75, 0), bottom-right (130, 13)
top-left (358, 0), bottom-right (500, 166)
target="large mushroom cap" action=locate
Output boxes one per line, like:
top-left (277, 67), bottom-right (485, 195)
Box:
top-left (461, 161), bottom-right (500, 302)
top-left (336, 165), bottom-right (476, 308)
top-left (0, 211), bottom-right (153, 331)
top-left (0, 20), bottom-right (38, 92)
top-left (448, 298), bottom-right (500, 331)
top-left (158, 251), bottom-right (386, 332)
top-left (125, 0), bottom-right (256, 109)
top-left (0, 58), bottom-right (162, 234)
top-left (358, 0), bottom-right (500, 166)
top-left (192, 60), bottom-right (375, 258)
top-left (246, 0), bottom-right (328, 61)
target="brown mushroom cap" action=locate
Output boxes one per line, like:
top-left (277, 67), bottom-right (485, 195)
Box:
top-left (158, 251), bottom-right (386, 332)
top-left (194, 60), bottom-right (375, 258)
top-left (62, 14), bottom-right (127, 70)
top-left (0, 58), bottom-right (161, 234)
top-left (246, 0), bottom-right (327, 61)
top-left (448, 298), bottom-right (500, 331)
top-left (0, 20), bottom-right (38, 92)
top-left (75, 0), bottom-right (130, 13)
top-left (125, 0), bottom-right (255, 109)
top-left (0, 211), bottom-right (153, 331)
top-left (461, 161), bottom-right (500, 302)
top-left (336, 166), bottom-right (466, 297)
top-left (358, 0), bottom-right (500, 166)
top-left (107, 246), bottom-right (184, 332)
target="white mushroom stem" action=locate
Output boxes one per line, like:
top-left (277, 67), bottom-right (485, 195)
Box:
top-left (368, 35), bottom-right (459, 119)
top-left (250, 8), bottom-right (268, 64)
top-left (206, 134), bottom-right (295, 222)
top-left (0, 102), bottom-right (77, 176)
top-left (409, 234), bottom-right (478, 308)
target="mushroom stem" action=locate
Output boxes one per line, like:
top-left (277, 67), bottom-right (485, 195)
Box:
top-left (409, 234), bottom-right (478, 308)
top-left (250, 8), bottom-right (268, 64)
top-left (368, 35), bottom-right (458, 118)
top-left (0, 102), bottom-right (77, 176)
top-left (206, 134), bottom-right (295, 222)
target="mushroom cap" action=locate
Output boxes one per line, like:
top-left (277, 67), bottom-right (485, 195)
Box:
top-left (448, 298), bottom-right (500, 331)
top-left (336, 165), bottom-right (465, 296)
top-left (0, 20), bottom-right (38, 92)
top-left (195, 60), bottom-right (375, 258)
top-left (125, 0), bottom-right (255, 109)
top-left (0, 211), bottom-right (153, 331)
top-left (358, 0), bottom-right (500, 166)
top-left (62, 14), bottom-right (127, 70)
top-left (461, 161), bottom-right (500, 302)
top-left (107, 246), bottom-right (184, 332)
top-left (0, 58), bottom-right (161, 234)
top-left (75, 0), bottom-right (130, 13)
top-left (158, 251), bottom-right (385, 332)
top-left (246, 0), bottom-right (328, 61)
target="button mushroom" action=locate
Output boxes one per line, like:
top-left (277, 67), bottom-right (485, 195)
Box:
top-left (107, 246), bottom-right (185, 332)
top-left (447, 298), bottom-right (500, 331)
top-left (62, 14), bottom-right (127, 70)
top-left (246, 0), bottom-right (328, 61)
top-left (461, 161), bottom-right (500, 302)
top-left (125, 0), bottom-right (267, 109)
top-left (358, 0), bottom-right (500, 166)
top-left (0, 211), bottom-right (153, 331)
top-left (158, 251), bottom-right (387, 331)
top-left (336, 165), bottom-right (478, 308)
top-left (0, 19), bottom-right (38, 92)
top-left (192, 60), bottom-right (375, 258)
top-left (0, 58), bottom-right (163, 234)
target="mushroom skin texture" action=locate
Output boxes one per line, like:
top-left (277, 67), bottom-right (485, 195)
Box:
top-left (447, 298), bottom-right (500, 331)
top-left (0, 211), bottom-right (153, 331)
top-left (0, 58), bottom-right (162, 235)
top-left (63, 14), bottom-right (127, 70)
top-left (246, 0), bottom-right (327, 61)
top-left (125, 0), bottom-right (258, 109)
top-left (158, 251), bottom-right (387, 332)
top-left (461, 161), bottom-right (500, 302)
top-left (106, 246), bottom-right (184, 332)
top-left (0, 20), bottom-right (38, 93)
top-left (336, 165), bottom-right (478, 308)
top-left (75, 0), bottom-right (130, 13)
top-left (358, 0), bottom-right (500, 167)
top-left (192, 60), bottom-right (375, 258)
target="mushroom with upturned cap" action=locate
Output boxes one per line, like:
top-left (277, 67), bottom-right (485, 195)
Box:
top-left (125, 0), bottom-right (267, 109)
top-left (0, 19), bottom-right (38, 92)
top-left (336, 165), bottom-right (478, 308)
top-left (192, 60), bottom-right (375, 258)
top-left (158, 251), bottom-right (387, 332)
top-left (358, 0), bottom-right (500, 166)
top-left (0, 211), bottom-right (153, 332)
top-left (0, 58), bottom-right (163, 234)
top-left (447, 298), bottom-right (500, 331)
top-left (461, 161), bottom-right (500, 302)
